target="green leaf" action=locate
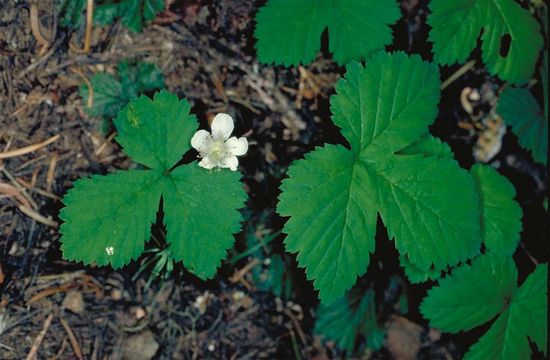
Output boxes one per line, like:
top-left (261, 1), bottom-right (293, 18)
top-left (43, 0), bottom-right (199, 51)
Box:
top-left (278, 52), bottom-right (482, 302)
top-left (57, 0), bottom-right (86, 29)
top-left (136, 62), bottom-right (166, 92)
top-left (254, 255), bottom-right (290, 297)
top-left (141, 0), bottom-right (164, 20)
top-left (118, 60), bottom-right (165, 99)
top-left (60, 91), bottom-right (247, 278)
top-left (278, 145), bottom-right (377, 303)
top-left (421, 254), bottom-right (517, 333)
top-left (315, 288), bottom-right (384, 353)
top-left (541, 6), bottom-right (548, 117)
top-left (497, 87), bottom-right (548, 164)
top-left (374, 155), bottom-right (480, 271)
top-left (422, 255), bottom-right (548, 360)
top-left (60, 170), bottom-right (164, 268)
top-left (428, 0), bottom-right (544, 84)
top-left (80, 60), bottom-right (165, 121)
top-left (464, 263), bottom-right (548, 359)
top-left (464, 307), bottom-right (530, 360)
top-left (80, 73), bottom-right (124, 118)
top-left (542, 49), bottom-right (548, 118)
top-left (58, 0), bottom-right (161, 32)
top-left (326, 1), bottom-right (401, 65)
top-left (162, 165), bottom-right (246, 279)
top-left (254, 0), bottom-right (400, 66)
top-left (400, 255), bottom-right (442, 284)
top-left (119, 0), bottom-right (164, 33)
top-left (95, 3), bottom-right (120, 26)
top-left (471, 164), bottom-right (522, 255)
top-left (397, 135), bottom-right (454, 159)
top-left (331, 53), bottom-right (440, 155)
top-left (115, 91), bottom-right (197, 171)
top-left (513, 264), bottom-right (548, 356)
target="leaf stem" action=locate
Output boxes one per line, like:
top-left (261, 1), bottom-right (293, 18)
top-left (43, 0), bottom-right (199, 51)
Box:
top-left (441, 60), bottom-right (476, 90)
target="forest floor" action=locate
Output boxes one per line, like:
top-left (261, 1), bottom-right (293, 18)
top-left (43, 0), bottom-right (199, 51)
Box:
top-left (0, 0), bottom-right (547, 359)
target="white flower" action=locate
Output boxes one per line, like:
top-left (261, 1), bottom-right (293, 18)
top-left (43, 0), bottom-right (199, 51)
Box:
top-left (191, 113), bottom-right (248, 171)
top-left (105, 246), bottom-right (114, 256)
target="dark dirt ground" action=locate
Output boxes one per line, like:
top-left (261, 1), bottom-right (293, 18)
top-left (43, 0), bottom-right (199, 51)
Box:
top-left (0, 0), bottom-right (547, 359)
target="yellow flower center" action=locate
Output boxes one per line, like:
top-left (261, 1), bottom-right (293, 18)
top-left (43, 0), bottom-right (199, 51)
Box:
top-left (208, 141), bottom-right (226, 163)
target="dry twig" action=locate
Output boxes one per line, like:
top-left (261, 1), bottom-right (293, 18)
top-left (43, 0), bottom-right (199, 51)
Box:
top-left (0, 134), bottom-right (60, 160)
top-left (284, 309), bottom-right (306, 345)
top-left (229, 259), bottom-right (260, 284)
top-left (29, 4), bottom-right (50, 55)
top-left (441, 60), bottom-right (476, 90)
top-left (69, 0), bottom-right (94, 54)
top-left (94, 132), bottom-right (116, 157)
top-left (46, 152), bottom-right (58, 192)
top-left (0, 182), bottom-right (32, 208)
top-left (71, 67), bottom-right (94, 107)
top-left (18, 205), bottom-right (58, 227)
top-left (59, 316), bottom-right (84, 360)
top-left (26, 313), bottom-right (54, 360)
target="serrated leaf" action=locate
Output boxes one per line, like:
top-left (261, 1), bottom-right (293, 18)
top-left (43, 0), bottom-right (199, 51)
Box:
top-left (542, 49), bottom-right (548, 118)
top-left (315, 288), bottom-right (384, 353)
top-left (94, 2), bottom-right (120, 26)
top-left (80, 60), bottom-right (164, 121)
top-left (397, 135), bottom-right (453, 159)
top-left (428, 0), bottom-right (543, 84)
top-left (326, 1), bottom-right (401, 65)
top-left (513, 264), bottom-right (548, 356)
top-left (135, 62), bottom-right (165, 92)
top-left (278, 145), bottom-right (377, 303)
top-left (118, 60), bottom-right (165, 99)
top-left (541, 7), bottom-right (548, 117)
top-left (375, 155), bottom-right (480, 271)
top-left (60, 170), bottom-right (163, 268)
top-left (422, 255), bottom-right (548, 360)
top-left (162, 165), bottom-right (246, 279)
top-left (57, 0), bottom-right (86, 29)
top-left (464, 307), bottom-right (530, 360)
top-left (278, 52), bottom-right (482, 302)
top-left (463, 263), bottom-right (548, 359)
top-left (61, 91), bottom-right (247, 278)
top-left (497, 87), bottom-right (548, 164)
top-left (141, 0), bottom-right (164, 20)
top-left (471, 164), bottom-right (522, 255)
top-left (254, 0), bottom-right (400, 66)
top-left (80, 73), bottom-right (124, 118)
top-left (420, 255), bottom-right (517, 333)
top-left (119, 0), bottom-right (164, 32)
top-left (331, 53), bottom-right (440, 155)
top-left (57, 0), bottom-right (162, 32)
top-left (115, 90), bottom-right (197, 171)
top-left (400, 255), bottom-right (442, 284)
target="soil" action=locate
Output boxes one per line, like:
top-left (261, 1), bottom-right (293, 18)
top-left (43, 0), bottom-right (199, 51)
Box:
top-left (0, 0), bottom-right (547, 359)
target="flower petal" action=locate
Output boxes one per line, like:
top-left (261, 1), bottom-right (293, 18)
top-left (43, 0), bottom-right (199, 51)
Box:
top-left (225, 137), bottom-right (248, 156)
top-left (211, 113), bottom-right (234, 141)
top-left (198, 157), bottom-right (215, 170)
top-left (220, 155), bottom-right (239, 171)
top-left (191, 130), bottom-right (212, 153)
